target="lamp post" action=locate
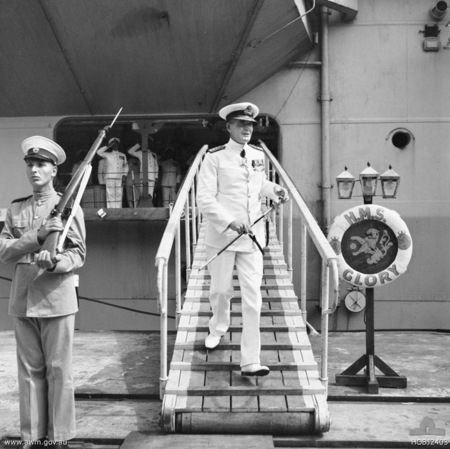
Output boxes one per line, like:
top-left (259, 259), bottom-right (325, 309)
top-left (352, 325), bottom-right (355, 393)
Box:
top-left (336, 162), bottom-right (400, 204)
top-left (334, 162), bottom-right (407, 394)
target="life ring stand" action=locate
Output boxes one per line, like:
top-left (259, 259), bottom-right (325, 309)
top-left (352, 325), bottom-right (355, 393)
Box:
top-left (328, 204), bottom-right (413, 288)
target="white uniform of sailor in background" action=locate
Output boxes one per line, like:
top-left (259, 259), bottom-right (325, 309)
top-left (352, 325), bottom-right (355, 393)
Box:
top-left (127, 143), bottom-right (159, 199)
top-left (97, 137), bottom-right (128, 208)
top-left (197, 102), bottom-right (289, 377)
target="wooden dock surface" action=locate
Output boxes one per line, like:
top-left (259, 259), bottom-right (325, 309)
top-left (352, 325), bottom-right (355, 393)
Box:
top-left (0, 330), bottom-right (449, 447)
top-left (1, 228), bottom-right (449, 445)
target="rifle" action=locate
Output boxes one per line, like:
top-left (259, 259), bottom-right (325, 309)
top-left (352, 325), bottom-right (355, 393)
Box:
top-left (41, 107), bottom-right (122, 261)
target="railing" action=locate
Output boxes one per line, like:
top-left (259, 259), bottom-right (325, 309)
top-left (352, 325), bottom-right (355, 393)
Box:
top-left (258, 140), bottom-right (340, 394)
top-left (155, 145), bottom-right (208, 399)
top-left (155, 142), bottom-right (339, 399)
top-left (58, 170), bottom-right (164, 208)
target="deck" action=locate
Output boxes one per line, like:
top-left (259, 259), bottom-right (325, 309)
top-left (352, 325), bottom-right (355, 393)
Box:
top-left (1, 330), bottom-right (449, 448)
top-left (1, 228), bottom-right (449, 447)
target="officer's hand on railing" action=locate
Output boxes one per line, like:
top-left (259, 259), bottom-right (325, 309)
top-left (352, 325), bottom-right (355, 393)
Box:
top-left (228, 220), bottom-right (251, 235)
top-left (275, 187), bottom-right (289, 203)
top-left (37, 217), bottom-right (64, 244)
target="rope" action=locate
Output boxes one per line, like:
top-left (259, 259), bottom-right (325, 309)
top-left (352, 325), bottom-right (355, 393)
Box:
top-left (78, 296), bottom-right (176, 319)
top-left (274, 49), bottom-right (312, 120)
top-left (0, 275), bottom-right (175, 319)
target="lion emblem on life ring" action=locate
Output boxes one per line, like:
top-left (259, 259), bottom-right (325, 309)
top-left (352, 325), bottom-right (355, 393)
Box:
top-left (349, 228), bottom-right (393, 265)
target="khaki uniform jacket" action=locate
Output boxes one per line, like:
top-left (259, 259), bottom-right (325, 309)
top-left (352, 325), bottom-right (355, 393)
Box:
top-left (0, 191), bottom-right (86, 317)
top-left (197, 139), bottom-right (280, 252)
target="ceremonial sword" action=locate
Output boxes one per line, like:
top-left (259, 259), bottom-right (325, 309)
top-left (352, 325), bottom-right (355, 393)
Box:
top-left (199, 201), bottom-right (281, 271)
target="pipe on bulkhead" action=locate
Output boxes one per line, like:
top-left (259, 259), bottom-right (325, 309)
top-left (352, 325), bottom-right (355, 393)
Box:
top-left (320, 7), bottom-right (340, 333)
top-left (320, 6), bottom-right (332, 235)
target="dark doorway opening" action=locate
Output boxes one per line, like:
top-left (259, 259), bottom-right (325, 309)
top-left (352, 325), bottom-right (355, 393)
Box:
top-left (54, 115), bottom-right (280, 210)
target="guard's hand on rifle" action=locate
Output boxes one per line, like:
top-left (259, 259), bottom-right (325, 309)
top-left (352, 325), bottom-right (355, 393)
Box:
top-left (228, 220), bottom-right (250, 235)
top-left (275, 187), bottom-right (289, 204)
top-left (37, 217), bottom-right (64, 244)
top-left (35, 250), bottom-right (61, 270)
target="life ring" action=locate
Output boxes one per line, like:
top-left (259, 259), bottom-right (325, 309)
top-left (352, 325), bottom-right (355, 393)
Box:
top-left (328, 204), bottom-right (413, 288)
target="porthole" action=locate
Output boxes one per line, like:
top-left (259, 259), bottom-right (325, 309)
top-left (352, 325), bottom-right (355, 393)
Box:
top-left (386, 128), bottom-right (414, 150)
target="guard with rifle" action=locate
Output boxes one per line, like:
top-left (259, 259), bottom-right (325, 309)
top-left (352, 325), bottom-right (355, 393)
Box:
top-left (0, 108), bottom-right (121, 449)
top-left (0, 136), bottom-right (85, 448)
top-left (196, 102), bottom-right (289, 377)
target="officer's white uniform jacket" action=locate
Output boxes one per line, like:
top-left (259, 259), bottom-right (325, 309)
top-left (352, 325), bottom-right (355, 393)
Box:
top-left (197, 138), bottom-right (280, 252)
top-left (97, 146), bottom-right (128, 179)
top-left (0, 190), bottom-right (86, 317)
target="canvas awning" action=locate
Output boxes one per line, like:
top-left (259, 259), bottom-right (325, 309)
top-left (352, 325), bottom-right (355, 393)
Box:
top-left (0, 0), bottom-right (318, 117)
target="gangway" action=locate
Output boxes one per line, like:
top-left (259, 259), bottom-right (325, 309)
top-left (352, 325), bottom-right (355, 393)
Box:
top-left (156, 143), bottom-right (339, 435)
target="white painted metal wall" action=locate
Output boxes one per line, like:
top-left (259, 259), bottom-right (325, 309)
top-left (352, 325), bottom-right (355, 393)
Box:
top-left (244, 0), bottom-right (450, 330)
top-left (0, 0), bottom-right (449, 331)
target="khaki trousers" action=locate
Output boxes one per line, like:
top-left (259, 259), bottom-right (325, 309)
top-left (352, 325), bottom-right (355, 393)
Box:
top-left (14, 314), bottom-right (76, 441)
top-left (206, 246), bottom-right (263, 368)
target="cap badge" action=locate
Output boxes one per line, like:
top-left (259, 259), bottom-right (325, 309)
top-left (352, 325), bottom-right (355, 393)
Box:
top-left (244, 106), bottom-right (253, 117)
top-left (32, 147), bottom-right (39, 153)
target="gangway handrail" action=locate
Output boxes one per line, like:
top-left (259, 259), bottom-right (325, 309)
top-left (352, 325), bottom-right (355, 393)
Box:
top-left (258, 140), bottom-right (339, 392)
top-left (259, 141), bottom-right (337, 266)
top-left (155, 145), bottom-right (208, 265)
top-left (155, 142), bottom-right (339, 399)
top-left (155, 144), bottom-right (208, 398)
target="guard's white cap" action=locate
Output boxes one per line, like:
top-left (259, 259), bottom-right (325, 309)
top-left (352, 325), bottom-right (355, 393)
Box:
top-left (22, 136), bottom-right (66, 165)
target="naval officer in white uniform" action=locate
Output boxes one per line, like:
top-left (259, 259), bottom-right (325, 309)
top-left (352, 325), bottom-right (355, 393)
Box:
top-left (97, 137), bottom-right (129, 208)
top-left (197, 102), bottom-right (289, 376)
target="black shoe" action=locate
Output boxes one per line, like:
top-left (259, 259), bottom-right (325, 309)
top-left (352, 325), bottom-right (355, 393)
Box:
top-left (241, 364), bottom-right (270, 377)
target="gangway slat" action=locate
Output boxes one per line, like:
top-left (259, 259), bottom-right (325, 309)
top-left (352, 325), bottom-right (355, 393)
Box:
top-left (161, 220), bottom-right (330, 434)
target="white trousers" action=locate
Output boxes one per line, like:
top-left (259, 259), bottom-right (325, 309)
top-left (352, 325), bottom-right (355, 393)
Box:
top-left (105, 177), bottom-right (123, 208)
top-left (14, 315), bottom-right (76, 441)
top-left (206, 246), bottom-right (263, 367)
